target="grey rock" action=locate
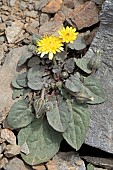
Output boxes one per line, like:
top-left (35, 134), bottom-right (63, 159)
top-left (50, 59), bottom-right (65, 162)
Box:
top-left (34, 0), bottom-right (50, 11)
top-left (47, 152), bottom-right (86, 170)
top-left (28, 4), bottom-right (34, 10)
top-left (82, 156), bottom-right (113, 169)
top-left (5, 20), bottom-right (23, 43)
top-left (24, 11), bottom-right (37, 18)
top-left (9, 0), bottom-right (16, 7)
top-left (40, 13), bottom-right (50, 26)
top-left (0, 46), bottom-right (28, 113)
top-left (0, 143), bottom-right (6, 154)
top-left (4, 157), bottom-right (32, 170)
top-left (0, 35), bottom-right (6, 44)
top-left (0, 45), bottom-right (4, 62)
top-left (84, 0), bottom-right (113, 154)
top-left (0, 16), bottom-right (2, 23)
top-left (19, 1), bottom-right (27, 10)
top-left (92, 0), bottom-right (105, 5)
top-left (30, 20), bottom-right (39, 28)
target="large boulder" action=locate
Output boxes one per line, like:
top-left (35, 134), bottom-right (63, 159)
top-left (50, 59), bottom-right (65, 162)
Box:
top-left (85, 0), bottom-right (113, 154)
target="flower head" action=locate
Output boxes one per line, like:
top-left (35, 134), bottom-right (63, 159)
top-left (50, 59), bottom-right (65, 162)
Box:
top-left (58, 26), bottom-right (79, 43)
top-left (36, 35), bottom-right (64, 60)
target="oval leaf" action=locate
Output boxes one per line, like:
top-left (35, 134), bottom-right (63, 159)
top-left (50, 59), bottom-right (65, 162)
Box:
top-left (74, 58), bottom-right (92, 74)
top-left (46, 96), bottom-right (72, 132)
top-left (65, 74), bottom-right (82, 93)
top-left (27, 65), bottom-right (47, 90)
top-left (18, 51), bottom-right (33, 67)
top-left (83, 77), bottom-right (106, 104)
top-left (63, 102), bottom-right (90, 150)
top-left (7, 100), bottom-right (34, 129)
top-left (11, 76), bottom-right (23, 89)
top-left (16, 72), bottom-right (28, 88)
top-left (18, 118), bottom-right (63, 165)
top-left (68, 36), bottom-right (86, 51)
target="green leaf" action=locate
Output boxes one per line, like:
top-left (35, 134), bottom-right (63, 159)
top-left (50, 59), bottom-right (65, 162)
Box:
top-left (68, 36), bottom-right (86, 50)
top-left (12, 89), bottom-right (24, 99)
top-left (7, 100), bottom-right (34, 129)
top-left (64, 58), bottom-right (75, 73)
top-left (46, 96), bottom-right (72, 132)
top-left (83, 77), bottom-right (106, 104)
top-left (74, 58), bottom-right (92, 74)
top-left (65, 74), bottom-right (82, 93)
top-left (18, 51), bottom-right (33, 67)
top-left (18, 118), bottom-right (63, 165)
top-left (63, 102), bottom-right (90, 150)
top-left (28, 56), bottom-right (40, 68)
top-left (11, 76), bottom-right (23, 89)
top-left (27, 65), bottom-right (47, 90)
top-left (87, 163), bottom-right (94, 170)
top-left (16, 72), bottom-right (28, 88)
top-left (65, 74), bottom-right (105, 104)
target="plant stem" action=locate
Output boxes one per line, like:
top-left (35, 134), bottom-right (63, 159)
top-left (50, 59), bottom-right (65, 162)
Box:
top-left (53, 57), bottom-right (57, 65)
top-left (65, 43), bottom-right (68, 52)
top-left (41, 88), bottom-right (45, 100)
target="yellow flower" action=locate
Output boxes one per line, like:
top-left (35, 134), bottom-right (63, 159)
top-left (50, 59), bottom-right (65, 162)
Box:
top-left (58, 26), bottom-right (79, 43)
top-left (36, 35), bottom-right (64, 60)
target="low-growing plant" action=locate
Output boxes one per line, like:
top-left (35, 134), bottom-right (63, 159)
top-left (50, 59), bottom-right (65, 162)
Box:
top-left (7, 26), bottom-right (105, 165)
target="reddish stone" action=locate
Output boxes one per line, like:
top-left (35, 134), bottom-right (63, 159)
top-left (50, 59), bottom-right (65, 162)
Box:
top-left (42, 0), bottom-right (63, 13)
top-left (68, 1), bottom-right (99, 30)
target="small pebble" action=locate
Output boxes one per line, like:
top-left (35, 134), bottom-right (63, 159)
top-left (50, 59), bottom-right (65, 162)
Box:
top-left (19, 1), bottom-right (27, 10)
top-left (9, 0), bottom-right (16, 7)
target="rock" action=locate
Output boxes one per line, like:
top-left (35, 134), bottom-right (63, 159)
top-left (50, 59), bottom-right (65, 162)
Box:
top-left (0, 23), bottom-right (6, 33)
top-left (0, 154), bottom-right (3, 159)
top-left (82, 156), bottom-right (113, 169)
top-left (9, 0), bottom-right (16, 7)
top-left (63, 0), bottom-right (75, 9)
top-left (1, 129), bottom-right (16, 145)
top-left (73, 0), bottom-right (84, 9)
top-left (2, 14), bottom-right (8, 22)
top-left (25, 25), bottom-right (39, 34)
top-left (68, 1), bottom-right (99, 30)
top-left (84, 28), bottom-right (98, 45)
top-left (0, 157), bottom-right (8, 169)
top-left (46, 152), bottom-right (86, 170)
top-left (59, 4), bottom-right (73, 18)
top-left (92, 0), bottom-right (105, 5)
top-left (0, 45), bottom-right (4, 62)
top-left (4, 157), bottom-right (32, 170)
top-left (0, 46), bottom-right (28, 113)
top-left (4, 144), bottom-right (21, 158)
top-left (84, 0), bottom-right (113, 154)
top-left (0, 142), bottom-right (6, 154)
top-left (5, 20), bottom-right (23, 43)
top-left (39, 20), bottom-right (63, 36)
top-left (34, 0), bottom-right (50, 11)
top-left (0, 35), bottom-right (6, 44)
top-left (42, 0), bottom-right (63, 13)
top-left (53, 11), bottom-right (65, 22)
top-left (40, 13), bottom-right (50, 26)
top-left (32, 164), bottom-right (46, 170)
top-left (19, 1), bottom-right (27, 10)
top-left (94, 168), bottom-right (107, 170)
top-left (30, 20), bottom-right (40, 28)
top-left (24, 11), bottom-right (37, 18)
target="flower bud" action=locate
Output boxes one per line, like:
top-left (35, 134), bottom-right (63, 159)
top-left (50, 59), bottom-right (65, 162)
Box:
top-left (75, 92), bottom-right (94, 103)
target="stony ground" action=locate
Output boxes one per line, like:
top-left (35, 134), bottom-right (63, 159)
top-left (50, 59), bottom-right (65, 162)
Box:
top-left (0, 0), bottom-right (111, 170)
